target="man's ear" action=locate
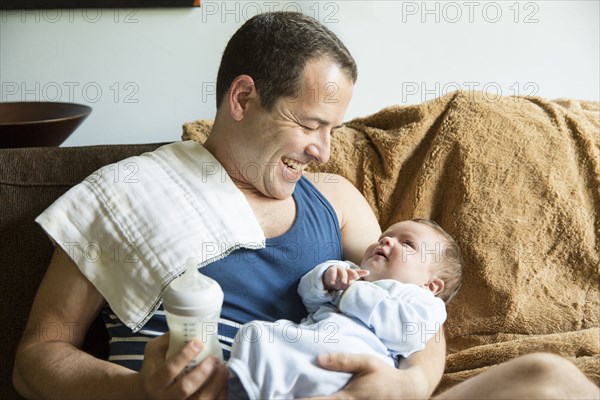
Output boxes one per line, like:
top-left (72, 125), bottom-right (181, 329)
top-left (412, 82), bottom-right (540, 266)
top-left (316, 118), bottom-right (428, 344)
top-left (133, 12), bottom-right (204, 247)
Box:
top-left (426, 277), bottom-right (445, 296)
top-left (227, 75), bottom-right (258, 121)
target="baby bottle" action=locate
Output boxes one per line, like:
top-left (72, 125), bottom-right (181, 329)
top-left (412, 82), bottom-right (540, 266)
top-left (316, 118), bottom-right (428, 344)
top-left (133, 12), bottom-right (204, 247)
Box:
top-left (163, 258), bottom-right (224, 371)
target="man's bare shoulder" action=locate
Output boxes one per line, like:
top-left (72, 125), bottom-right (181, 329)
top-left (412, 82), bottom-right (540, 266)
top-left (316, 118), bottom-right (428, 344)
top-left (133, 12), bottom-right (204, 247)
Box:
top-left (304, 172), bottom-right (354, 197)
top-left (303, 172), bottom-right (360, 211)
top-left (304, 172), bottom-right (381, 263)
top-left (304, 172), bottom-right (345, 222)
top-left (303, 172), bottom-right (368, 218)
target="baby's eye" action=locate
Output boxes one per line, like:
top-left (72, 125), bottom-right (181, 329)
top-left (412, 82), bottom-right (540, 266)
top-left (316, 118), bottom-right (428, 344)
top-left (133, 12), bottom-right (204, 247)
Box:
top-left (403, 240), bottom-right (416, 249)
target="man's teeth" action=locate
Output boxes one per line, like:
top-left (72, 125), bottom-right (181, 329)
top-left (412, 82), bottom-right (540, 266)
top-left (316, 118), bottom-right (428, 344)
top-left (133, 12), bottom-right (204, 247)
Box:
top-left (282, 157), bottom-right (305, 172)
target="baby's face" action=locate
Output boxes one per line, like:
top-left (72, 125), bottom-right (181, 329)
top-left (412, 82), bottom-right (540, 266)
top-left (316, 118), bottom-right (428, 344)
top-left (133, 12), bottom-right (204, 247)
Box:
top-left (360, 221), bottom-right (445, 288)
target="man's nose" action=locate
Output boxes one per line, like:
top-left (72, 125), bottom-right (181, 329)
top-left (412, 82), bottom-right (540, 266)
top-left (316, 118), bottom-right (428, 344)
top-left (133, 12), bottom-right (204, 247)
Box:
top-left (305, 130), bottom-right (331, 164)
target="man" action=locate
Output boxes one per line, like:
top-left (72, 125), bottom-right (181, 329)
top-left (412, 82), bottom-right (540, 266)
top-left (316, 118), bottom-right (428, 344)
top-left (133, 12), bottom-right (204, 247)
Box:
top-left (13, 12), bottom-right (599, 400)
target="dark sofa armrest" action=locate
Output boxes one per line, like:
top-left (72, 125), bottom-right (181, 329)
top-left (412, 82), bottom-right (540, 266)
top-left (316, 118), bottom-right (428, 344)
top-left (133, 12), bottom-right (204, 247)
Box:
top-left (1, 143), bottom-right (168, 399)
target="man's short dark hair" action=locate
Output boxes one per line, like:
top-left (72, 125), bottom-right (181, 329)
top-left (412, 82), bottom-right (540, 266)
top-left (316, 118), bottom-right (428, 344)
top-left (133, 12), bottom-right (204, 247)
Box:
top-left (216, 12), bottom-right (357, 111)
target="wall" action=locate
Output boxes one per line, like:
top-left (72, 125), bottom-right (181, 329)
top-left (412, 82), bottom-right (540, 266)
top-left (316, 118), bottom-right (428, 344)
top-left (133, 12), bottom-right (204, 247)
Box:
top-left (1, 1), bottom-right (598, 146)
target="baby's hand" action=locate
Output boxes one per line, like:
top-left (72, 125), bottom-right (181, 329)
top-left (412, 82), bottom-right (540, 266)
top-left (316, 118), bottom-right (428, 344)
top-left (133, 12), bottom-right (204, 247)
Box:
top-left (323, 265), bottom-right (370, 291)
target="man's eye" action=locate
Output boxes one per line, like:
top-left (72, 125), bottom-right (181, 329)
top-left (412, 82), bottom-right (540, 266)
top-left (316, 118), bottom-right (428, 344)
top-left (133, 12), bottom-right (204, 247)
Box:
top-left (299, 123), bottom-right (318, 131)
top-left (331, 125), bottom-right (344, 135)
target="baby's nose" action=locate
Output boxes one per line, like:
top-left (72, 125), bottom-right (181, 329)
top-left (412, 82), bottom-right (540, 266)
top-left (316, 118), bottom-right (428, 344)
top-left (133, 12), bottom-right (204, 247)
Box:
top-left (379, 237), bottom-right (394, 247)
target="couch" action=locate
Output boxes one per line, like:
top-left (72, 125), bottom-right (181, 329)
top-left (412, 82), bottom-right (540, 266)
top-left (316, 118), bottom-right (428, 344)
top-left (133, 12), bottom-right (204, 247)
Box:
top-left (2, 91), bottom-right (598, 399)
top-left (1, 143), bottom-right (165, 399)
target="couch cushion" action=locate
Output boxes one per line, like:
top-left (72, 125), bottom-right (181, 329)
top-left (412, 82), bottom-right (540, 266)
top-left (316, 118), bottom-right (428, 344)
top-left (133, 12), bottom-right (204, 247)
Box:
top-left (0, 143), bottom-right (166, 399)
top-left (183, 91), bottom-right (600, 392)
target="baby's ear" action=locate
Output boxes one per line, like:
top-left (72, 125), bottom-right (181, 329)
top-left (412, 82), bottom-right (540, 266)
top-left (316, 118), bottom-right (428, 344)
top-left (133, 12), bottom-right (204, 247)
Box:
top-left (426, 277), bottom-right (444, 296)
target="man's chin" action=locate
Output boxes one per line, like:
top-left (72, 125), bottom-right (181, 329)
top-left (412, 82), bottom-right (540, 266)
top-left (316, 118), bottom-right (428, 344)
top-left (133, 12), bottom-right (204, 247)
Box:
top-left (270, 188), bottom-right (295, 200)
top-left (276, 182), bottom-right (296, 200)
top-left (266, 181), bottom-right (297, 200)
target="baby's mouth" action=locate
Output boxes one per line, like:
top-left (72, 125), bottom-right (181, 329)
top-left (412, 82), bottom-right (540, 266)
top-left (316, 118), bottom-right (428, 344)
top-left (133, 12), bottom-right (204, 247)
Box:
top-left (374, 248), bottom-right (388, 260)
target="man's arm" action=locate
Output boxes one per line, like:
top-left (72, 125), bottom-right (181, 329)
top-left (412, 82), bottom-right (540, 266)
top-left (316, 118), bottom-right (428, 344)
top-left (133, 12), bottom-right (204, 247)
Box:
top-left (306, 172), bottom-right (381, 264)
top-left (396, 329), bottom-right (446, 398)
top-left (13, 246), bottom-right (138, 399)
top-left (13, 246), bottom-right (227, 399)
top-left (316, 333), bottom-right (446, 399)
top-left (307, 172), bottom-right (446, 399)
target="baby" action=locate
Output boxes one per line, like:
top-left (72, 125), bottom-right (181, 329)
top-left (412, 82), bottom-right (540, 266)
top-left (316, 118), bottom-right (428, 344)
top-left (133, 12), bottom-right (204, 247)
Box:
top-left (227, 219), bottom-right (464, 399)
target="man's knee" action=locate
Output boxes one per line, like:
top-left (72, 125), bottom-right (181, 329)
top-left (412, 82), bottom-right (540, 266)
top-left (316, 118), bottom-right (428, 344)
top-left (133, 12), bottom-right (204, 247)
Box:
top-left (435, 352), bottom-right (599, 400)
top-left (511, 353), bottom-right (567, 378)
top-left (510, 352), bottom-right (599, 398)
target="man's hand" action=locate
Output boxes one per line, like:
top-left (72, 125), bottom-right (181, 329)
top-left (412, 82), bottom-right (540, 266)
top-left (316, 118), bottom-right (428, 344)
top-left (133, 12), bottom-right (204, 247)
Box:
top-left (323, 266), bottom-right (370, 291)
top-left (138, 333), bottom-right (228, 399)
top-left (310, 353), bottom-right (429, 400)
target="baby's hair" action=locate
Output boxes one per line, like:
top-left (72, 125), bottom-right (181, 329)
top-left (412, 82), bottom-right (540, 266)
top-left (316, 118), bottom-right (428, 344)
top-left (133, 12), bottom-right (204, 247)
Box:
top-left (412, 218), bottom-right (464, 304)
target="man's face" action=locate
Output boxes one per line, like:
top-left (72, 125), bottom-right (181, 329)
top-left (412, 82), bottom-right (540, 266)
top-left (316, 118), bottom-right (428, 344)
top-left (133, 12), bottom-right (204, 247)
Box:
top-left (361, 221), bottom-right (446, 287)
top-left (235, 58), bottom-right (354, 200)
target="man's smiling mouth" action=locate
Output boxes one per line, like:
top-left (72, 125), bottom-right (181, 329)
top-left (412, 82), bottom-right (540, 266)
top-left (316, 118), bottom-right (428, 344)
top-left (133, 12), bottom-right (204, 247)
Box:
top-left (282, 156), bottom-right (306, 172)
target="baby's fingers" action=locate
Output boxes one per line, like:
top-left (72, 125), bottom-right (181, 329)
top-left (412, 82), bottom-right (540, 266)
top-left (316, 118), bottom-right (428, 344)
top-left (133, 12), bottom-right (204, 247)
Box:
top-left (338, 268), bottom-right (350, 285)
top-left (324, 267), bottom-right (338, 288)
top-left (356, 269), bottom-right (370, 278)
top-left (348, 268), bottom-right (369, 281)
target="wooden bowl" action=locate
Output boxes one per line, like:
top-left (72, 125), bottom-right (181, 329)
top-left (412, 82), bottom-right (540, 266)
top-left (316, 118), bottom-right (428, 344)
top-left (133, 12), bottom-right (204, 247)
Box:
top-left (0, 102), bottom-right (92, 148)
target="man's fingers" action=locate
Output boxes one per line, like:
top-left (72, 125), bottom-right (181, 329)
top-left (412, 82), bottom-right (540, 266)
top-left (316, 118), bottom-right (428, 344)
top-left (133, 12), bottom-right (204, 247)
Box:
top-left (144, 332), bottom-right (170, 363)
top-left (141, 333), bottom-right (172, 388)
top-left (169, 355), bottom-right (224, 399)
top-left (162, 340), bottom-right (203, 382)
top-left (139, 335), bottom-right (227, 399)
top-left (300, 393), bottom-right (346, 400)
top-left (188, 358), bottom-right (229, 399)
top-left (317, 353), bottom-right (377, 373)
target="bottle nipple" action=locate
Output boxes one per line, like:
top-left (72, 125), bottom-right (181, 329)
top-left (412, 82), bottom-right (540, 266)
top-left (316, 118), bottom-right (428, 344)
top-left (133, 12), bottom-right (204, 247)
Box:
top-left (180, 258), bottom-right (199, 286)
top-left (171, 258), bottom-right (207, 291)
top-left (164, 258), bottom-right (223, 316)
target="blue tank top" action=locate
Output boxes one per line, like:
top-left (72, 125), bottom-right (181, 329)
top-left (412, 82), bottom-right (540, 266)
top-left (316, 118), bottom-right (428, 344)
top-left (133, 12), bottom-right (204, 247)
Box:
top-left (102, 176), bottom-right (342, 370)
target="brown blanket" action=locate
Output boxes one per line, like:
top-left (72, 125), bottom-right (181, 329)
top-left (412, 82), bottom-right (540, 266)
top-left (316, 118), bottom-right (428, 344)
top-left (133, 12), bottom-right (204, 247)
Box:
top-left (183, 90), bottom-right (600, 392)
